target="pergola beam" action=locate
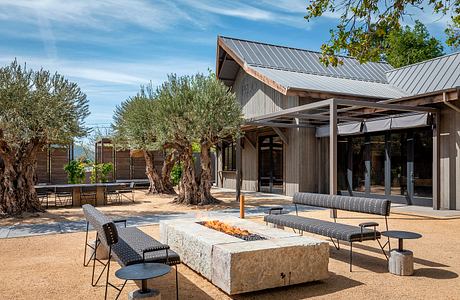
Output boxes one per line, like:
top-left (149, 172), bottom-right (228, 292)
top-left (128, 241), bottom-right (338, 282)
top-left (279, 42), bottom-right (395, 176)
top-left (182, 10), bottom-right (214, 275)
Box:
top-left (272, 127), bottom-right (289, 145)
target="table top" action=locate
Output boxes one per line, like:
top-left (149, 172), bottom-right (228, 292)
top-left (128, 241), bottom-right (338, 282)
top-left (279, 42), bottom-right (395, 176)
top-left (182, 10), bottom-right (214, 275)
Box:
top-left (382, 230), bottom-right (422, 240)
top-left (115, 263), bottom-right (171, 281)
top-left (35, 183), bottom-right (128, 189)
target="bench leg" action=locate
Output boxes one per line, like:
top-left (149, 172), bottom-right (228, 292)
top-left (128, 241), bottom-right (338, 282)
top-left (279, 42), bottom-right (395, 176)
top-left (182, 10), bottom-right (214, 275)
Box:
top-left (330, 237), bottom-right (340, 250)
top-left (377, 239), bottom-right (389, 260)
top-left (349, 242), bottom-right (353, 272)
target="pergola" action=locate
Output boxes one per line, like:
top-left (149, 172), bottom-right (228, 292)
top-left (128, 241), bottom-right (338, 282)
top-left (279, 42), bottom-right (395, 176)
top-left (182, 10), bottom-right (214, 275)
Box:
top-left (234, 98), bottom-right (441, 209)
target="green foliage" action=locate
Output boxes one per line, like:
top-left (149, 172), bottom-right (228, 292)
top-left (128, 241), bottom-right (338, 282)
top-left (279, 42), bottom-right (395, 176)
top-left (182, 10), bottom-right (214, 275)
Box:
top-left (170, 162), bottom-right (183, 186)
top-left (304, 0), bottom-right (459, 66)
top-left (112, 89), bottom-right (158, 152)
top-left (64, 160), bottom-right (86, 184)
top-left (90, 163), bottom-right (113, 183)
top-left (0, 60), bottom-right (89, 150)
top-left (384, 21), bottom-right (444, 68)
top-left (154, 73), bottom-right (242, 148)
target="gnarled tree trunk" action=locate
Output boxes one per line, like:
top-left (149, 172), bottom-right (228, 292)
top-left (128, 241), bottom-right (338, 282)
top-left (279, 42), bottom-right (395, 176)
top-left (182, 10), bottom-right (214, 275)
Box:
top-left (0, 144), bottom-right (42, 216)
top-left (160, 150), bottom-right (177, 194)
top-left (144, 150), bottom-right (164, 194)
top-left (199, 142), bottom-right (217, 205)
top-left (175, 146), bottom-right (199, 204)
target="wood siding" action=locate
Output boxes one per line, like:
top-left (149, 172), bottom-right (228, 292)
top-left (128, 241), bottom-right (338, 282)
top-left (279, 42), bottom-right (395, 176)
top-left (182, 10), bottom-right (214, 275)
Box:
top-left (439, 106), bottom-right (460, 210)
top-left (233, 69), bottom-right (298, 118)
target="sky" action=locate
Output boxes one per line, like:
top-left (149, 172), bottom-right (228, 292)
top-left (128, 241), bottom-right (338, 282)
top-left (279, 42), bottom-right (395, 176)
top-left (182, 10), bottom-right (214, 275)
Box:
top-left (0, 0), bottom-right (453, 132)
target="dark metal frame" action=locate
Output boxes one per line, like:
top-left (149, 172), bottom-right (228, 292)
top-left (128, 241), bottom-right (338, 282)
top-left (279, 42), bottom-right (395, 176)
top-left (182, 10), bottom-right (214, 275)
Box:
top-left (83, 219), bottom-right (179, 300)
top-left (293, 203), bottom-right (391, 272)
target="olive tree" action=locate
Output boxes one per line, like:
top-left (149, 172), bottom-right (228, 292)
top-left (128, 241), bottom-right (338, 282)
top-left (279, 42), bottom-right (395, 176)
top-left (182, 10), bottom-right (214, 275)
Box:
top-left (155, 73), bottom-right (242, 205)
top-left (0, 60), bottom-right (89, 215)
top-left (193, 74), bottom-right (242, 204)
top-left (112, 90), bottom-right (175, 194)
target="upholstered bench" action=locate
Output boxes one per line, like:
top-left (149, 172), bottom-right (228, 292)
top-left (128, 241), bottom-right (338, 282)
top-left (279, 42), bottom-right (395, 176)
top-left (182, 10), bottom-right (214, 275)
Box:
top-left (264, 192), bottom-right (391, 271)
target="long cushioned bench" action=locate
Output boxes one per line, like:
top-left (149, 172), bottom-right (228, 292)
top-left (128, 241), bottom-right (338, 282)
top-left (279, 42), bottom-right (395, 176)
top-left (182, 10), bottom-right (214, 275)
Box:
top-left (264, 192), bottom-right (391, 271)
top-left (82, 204), bottom-right (180, 299)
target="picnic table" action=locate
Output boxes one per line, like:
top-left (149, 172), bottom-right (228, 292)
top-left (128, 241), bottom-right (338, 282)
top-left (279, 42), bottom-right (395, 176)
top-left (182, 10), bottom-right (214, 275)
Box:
top-left (35, 183), bottom-right (129, 207)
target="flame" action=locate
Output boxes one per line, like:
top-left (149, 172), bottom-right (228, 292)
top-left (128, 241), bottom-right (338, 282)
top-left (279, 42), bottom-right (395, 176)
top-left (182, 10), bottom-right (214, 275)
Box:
top-left (202, 220), bottom-right (250, 236)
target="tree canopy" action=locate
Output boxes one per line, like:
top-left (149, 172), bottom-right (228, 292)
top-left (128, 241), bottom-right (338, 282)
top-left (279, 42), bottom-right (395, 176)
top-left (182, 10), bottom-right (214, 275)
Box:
top-left (384, 20), bottom-right (444, 67)
top-left (0, 60), bottom-right (89, 215)
top-left (304, 0), bottom-right (458, 65)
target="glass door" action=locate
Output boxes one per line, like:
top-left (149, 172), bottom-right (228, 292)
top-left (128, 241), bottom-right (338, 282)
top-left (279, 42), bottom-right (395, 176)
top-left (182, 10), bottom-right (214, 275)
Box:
top-left (258, 136), bottom-right (283, 194)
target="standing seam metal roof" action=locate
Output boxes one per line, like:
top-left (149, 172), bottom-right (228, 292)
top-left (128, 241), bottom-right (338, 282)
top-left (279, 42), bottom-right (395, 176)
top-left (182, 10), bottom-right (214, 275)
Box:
top-left (220, 36), bottom-right (393, 84)
top-left (386, 52), bottom-right (460, 96)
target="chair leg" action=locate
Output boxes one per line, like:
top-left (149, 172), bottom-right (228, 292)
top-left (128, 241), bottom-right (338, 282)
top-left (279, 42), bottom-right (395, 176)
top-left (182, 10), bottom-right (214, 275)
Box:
top-left (349, 242), bottom-right (353, 272)
top-left (104, 248), bottom-right (112, 300)
top-left (175, 264), bottom-right (179, 300)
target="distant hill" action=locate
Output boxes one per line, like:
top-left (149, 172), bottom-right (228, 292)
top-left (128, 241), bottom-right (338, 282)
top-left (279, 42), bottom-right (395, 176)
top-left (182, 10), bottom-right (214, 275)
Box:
top-left (74, 144), bottom-right (95, 161)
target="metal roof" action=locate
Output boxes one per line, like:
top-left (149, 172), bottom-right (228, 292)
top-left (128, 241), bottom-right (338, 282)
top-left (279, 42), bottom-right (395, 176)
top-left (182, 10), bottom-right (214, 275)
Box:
top-left (253, 67), bottom-right (407, 99)
top-left (220, 36), bottom-right (393, 84)
top-left (386, 52), bottom-right (460, 96)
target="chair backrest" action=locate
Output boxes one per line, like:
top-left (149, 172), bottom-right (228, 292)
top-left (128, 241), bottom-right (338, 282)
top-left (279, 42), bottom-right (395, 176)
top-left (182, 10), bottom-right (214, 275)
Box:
top-left (82, 204), bottom-right (119, 246)
top-left (55, 186), bottom-right (72, 193)
top-left (293, 192), bottom-right (391, 216)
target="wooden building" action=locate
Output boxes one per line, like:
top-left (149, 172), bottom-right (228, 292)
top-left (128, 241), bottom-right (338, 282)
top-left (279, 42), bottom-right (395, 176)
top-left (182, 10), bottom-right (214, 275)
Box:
top-left (216, 36), bottom-right (460, 210)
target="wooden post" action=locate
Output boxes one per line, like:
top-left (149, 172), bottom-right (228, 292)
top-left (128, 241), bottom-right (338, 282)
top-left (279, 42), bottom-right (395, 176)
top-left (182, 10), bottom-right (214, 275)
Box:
top-left (330, 100), bottom-right (338, 219)
top-left (235, 137), bottom-right (242, 202)
top-left (432, 112), bottom-right (440, 210)
top-left (239, 195), bottom-right (245, 219)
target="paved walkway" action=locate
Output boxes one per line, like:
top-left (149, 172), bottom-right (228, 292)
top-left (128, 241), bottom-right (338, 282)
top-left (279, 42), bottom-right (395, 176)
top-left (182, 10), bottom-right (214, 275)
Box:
top-left (0, 204), bottom-right (319, 239)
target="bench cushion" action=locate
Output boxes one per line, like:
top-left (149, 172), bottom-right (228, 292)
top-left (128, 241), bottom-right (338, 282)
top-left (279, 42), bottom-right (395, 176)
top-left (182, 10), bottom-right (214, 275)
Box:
top-left (293, 193), bottom-right (391, 216)
top-left (113, 227), bottom-right (180, 266)
top-left (264, 214), bottom-right (380, 242)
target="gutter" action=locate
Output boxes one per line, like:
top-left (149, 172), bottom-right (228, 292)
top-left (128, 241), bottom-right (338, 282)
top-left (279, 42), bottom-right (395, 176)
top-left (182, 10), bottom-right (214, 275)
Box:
top-left (442, 88), bottom-right (460, 113)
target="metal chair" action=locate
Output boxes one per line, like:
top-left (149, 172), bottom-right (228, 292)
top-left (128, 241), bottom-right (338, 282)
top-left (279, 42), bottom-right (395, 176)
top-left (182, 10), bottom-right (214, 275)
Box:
top-left (80, 186), bottom-right (97, 206)
top-left (117, 182), bottom-right (135, 203)
top-left (55, 187), bottom-right (73, 207)
top-left (37, 188), bottom-right (51, 208)
top-left (105, 185), bottom-right (121, 204)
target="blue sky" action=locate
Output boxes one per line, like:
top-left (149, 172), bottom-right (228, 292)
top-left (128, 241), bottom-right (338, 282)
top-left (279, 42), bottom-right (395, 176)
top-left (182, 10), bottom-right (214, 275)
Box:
top-left (0, 0), bottom-right (452, 131)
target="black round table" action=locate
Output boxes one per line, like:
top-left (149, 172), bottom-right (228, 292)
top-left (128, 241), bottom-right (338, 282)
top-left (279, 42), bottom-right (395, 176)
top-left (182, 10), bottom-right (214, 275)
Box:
top-left (381, 230), bottom-right (422, 251)
top-left (115, 263), bottom-right (171, 295)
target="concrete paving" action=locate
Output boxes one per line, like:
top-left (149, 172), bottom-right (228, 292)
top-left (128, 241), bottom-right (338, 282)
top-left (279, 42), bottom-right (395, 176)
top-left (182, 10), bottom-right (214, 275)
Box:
top-left (0, 204), bottom-right (318, 239)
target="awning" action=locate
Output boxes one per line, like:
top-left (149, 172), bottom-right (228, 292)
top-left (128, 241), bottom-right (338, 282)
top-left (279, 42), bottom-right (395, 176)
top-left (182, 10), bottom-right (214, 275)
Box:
top-left (316, 113), bottom-right (430, 137)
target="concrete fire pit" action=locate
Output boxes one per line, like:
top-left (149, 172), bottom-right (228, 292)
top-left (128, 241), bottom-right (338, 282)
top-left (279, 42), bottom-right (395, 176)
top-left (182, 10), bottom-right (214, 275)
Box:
top-left (160, 217), bottom-right (329, 295)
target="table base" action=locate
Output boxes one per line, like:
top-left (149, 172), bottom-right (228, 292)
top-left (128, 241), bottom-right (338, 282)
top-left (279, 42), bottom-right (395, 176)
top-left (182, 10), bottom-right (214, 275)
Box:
top-left (389, 249), bottom-right (414, 276)
top-left (128, 288), bottom-right (160, 300)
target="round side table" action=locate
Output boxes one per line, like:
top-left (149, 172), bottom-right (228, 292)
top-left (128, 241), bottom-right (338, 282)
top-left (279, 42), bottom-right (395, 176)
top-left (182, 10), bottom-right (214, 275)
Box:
top-left (381, 230), bottom-right (422, 276)
top-left (115, 263), bottom-right (171, 300)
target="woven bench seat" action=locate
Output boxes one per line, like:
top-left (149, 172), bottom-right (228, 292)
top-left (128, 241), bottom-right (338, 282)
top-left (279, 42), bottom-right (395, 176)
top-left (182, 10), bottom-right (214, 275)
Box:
top-left (264, 192), bottom-right (391, 272)
top-left (264, 214), bottom-right (380, 242)
top-left (113, 227), bottom-right (181, 266)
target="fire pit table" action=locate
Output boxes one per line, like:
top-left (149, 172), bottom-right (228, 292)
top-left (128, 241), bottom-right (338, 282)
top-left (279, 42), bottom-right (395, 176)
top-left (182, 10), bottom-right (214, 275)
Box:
top-left (160, 216), bottom-right (329, 295)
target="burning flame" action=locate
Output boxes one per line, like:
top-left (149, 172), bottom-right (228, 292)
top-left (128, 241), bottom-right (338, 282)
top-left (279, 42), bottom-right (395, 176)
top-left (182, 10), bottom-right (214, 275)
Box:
top-left (202, 220), bottom-right (250, 236)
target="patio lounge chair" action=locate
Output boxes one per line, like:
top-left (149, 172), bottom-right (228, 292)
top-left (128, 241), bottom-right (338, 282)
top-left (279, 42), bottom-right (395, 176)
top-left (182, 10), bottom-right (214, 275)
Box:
top-left (82, 204), bottom-right (180, 299)
top-left (264, 192), bottom-right (391, 271)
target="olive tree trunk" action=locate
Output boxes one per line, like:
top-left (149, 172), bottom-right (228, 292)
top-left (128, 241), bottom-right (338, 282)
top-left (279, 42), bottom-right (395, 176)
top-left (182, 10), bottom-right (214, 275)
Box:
top-left (0, 145), bottom-right (42, 215)
top-left (160, 150), bottom-right (177, 194)
top-left (175, 146), bottom-right (199, 204)
top-left (144, 150), bottom-right (164, 194)
top-left (199, 142), bottom-right (217, 204)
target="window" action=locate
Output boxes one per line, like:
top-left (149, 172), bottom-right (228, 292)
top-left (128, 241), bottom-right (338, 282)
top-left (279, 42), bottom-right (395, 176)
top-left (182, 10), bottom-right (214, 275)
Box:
top-left (222, 142), bottom-right (236, 171)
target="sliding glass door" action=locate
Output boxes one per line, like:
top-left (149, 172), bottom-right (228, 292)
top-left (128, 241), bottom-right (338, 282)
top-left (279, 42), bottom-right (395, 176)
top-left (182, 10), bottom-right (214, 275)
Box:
top-left (338, 128), bottom-right (432, 206)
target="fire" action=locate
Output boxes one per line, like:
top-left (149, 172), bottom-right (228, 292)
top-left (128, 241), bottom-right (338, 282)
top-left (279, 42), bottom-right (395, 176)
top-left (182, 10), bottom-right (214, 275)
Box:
top-left (202, 220), bottom-right (250, 236)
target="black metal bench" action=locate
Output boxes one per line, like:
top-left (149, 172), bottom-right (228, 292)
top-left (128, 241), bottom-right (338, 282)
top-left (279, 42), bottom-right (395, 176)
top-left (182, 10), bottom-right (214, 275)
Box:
top-left (82, 204), bottom-right (180, 299)
top-left (264, 193), bottom-right (391, 271)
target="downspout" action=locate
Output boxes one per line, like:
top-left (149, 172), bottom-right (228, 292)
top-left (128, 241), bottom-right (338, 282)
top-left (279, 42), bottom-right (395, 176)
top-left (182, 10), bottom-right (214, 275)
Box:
top-left (442, 90), bottom-right (460, 113)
